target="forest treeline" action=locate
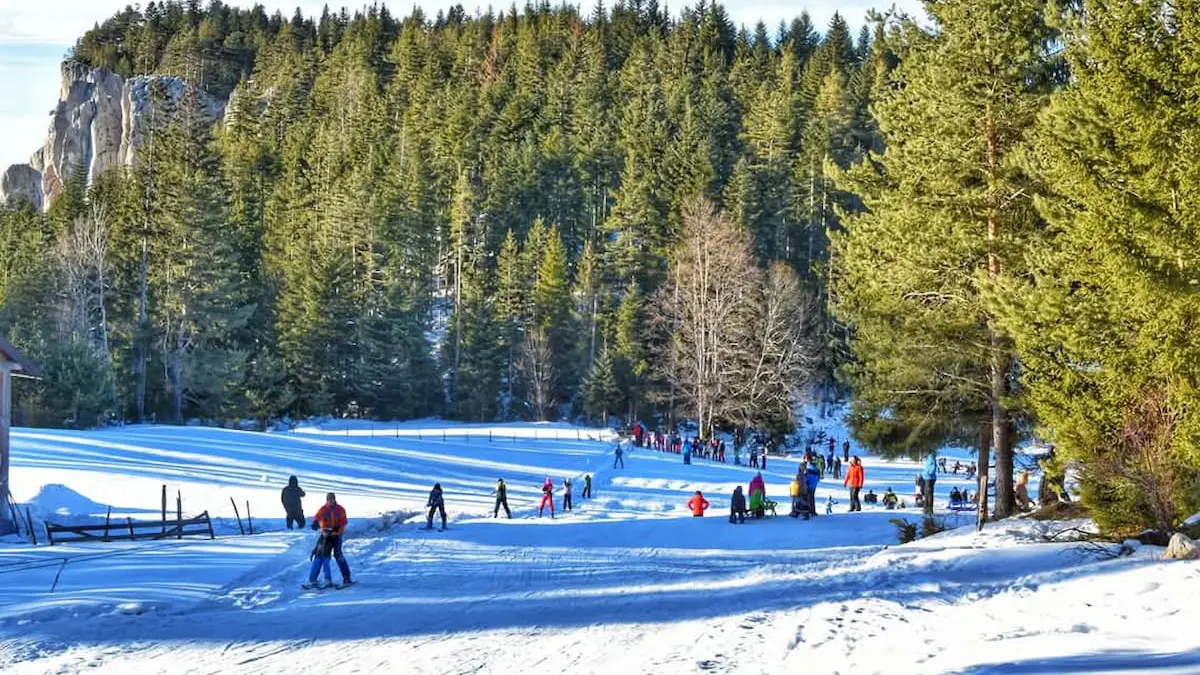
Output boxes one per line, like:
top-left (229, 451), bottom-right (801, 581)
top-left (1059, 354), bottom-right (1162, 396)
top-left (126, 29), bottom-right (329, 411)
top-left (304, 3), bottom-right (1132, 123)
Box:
top-left (2, 0), bottom-right (1199, 533)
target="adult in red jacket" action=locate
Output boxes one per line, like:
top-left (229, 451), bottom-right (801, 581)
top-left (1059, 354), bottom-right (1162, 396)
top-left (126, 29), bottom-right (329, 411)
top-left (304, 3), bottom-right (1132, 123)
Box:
top-left (687, 491), bottom-right (710, 517)
top-left (311, 492), bottom-right (352, 585)
top-left (844, 457), bottom-right (865, 512)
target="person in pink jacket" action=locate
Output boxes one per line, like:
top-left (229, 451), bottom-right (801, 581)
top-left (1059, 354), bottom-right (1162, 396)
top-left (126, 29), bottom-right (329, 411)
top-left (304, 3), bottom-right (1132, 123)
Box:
top-left (748, 472), bottom-right (766, 500)
top-left (538, 477), bottom-right (555, 518)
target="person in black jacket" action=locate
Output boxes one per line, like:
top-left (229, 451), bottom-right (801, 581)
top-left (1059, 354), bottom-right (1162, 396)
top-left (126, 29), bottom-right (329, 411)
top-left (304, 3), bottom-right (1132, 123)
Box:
top-left (281, 475), bottom-right (305, 529)
top-left (729, 485), bottom-right (747, 524)
top-left (493, 478), bottom-right (511, 518)
top-left (426, 483), bottom-right (447, 530)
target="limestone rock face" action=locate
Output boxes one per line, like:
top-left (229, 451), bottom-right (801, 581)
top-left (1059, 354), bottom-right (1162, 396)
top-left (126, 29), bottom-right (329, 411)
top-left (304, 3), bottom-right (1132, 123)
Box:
top-left (15, 61), bottom-right (226, 210)
top-left (0, 164), bottom-right (43, 210)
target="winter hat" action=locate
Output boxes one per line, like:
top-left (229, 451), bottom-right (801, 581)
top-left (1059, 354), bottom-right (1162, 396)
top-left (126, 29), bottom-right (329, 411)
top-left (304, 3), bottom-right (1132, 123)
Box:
top-left (433, 483), bottom-right (442, 490)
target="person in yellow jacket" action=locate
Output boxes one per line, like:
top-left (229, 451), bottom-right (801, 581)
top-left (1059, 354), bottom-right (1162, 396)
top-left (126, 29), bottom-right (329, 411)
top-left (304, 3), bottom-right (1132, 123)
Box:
top-left (789, 470), bottom-right (808, 518)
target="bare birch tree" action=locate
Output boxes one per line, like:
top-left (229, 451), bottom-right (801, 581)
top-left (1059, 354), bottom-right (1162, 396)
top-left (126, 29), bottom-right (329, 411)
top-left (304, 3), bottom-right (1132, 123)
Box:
top-left (654, 197), bottom-right (760, 436)
top-left (727, 262), bottom-right (820, 431)
top-left (520, 326), bottom-right (558, 421)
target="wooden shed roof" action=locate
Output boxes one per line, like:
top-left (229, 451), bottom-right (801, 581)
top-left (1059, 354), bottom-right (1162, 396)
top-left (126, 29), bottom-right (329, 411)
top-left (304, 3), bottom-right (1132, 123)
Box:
top-left (0, 336), bottom-right (41, 378)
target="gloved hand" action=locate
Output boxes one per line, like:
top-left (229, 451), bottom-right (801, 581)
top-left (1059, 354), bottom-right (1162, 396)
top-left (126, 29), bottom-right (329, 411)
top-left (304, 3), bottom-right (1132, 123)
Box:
top-left (311, 521), bottom-right (319, 531)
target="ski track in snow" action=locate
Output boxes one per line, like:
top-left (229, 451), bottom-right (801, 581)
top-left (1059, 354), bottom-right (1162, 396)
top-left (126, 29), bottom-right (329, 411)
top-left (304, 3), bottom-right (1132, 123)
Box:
top-left (1, 417), bottom-right (1198, 674)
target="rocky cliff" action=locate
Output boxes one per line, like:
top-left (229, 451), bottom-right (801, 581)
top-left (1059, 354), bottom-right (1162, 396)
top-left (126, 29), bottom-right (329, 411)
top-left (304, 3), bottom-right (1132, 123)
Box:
top-left (0, 61), bottom-right (225, 210)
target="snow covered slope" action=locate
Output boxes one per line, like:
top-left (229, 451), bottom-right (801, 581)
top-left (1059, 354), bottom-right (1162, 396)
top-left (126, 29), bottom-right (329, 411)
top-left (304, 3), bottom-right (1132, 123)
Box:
top-left (1, 422), bottom-right (1196, 674)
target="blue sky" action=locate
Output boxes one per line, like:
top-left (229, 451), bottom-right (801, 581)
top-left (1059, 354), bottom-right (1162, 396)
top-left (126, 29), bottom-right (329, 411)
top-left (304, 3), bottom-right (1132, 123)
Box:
top-left (0, 0), bottom-right (922, 171)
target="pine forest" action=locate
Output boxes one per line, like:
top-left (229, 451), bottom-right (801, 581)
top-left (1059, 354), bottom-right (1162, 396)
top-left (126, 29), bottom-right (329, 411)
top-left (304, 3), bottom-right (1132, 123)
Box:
top-left (3, 0), bottom-right (1200, 533)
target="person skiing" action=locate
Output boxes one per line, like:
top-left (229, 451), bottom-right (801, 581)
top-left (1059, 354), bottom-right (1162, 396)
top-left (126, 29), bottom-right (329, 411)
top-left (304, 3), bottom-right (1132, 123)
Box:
top-left (562, 478), bottom-right (574, 512)
top-left (425, 483), bottom-right (447, 530)
top-left (613, 443), bottom-right (625, 469)
top-left (281, 475), bottom-right (306, 530)
top-left (844, 456), bottom-right (865, 512)
top-left (538, 477), bottom-right (556, 518)
top-left (843, 440), bottom-right (850, 462)
top-left (833, 456), bottom-right (842, 479)
top-left (825, 495), bottom-right (835, 515)
top-left (493, 478), bottom-right (511, 518)
top-left (749, 446), bottom-right (758, 469)
top-left (309, 492), bottom-right (351, 587)
top-left (305, 530), bottom-right (335, 589)
top-left (729, 486), bottom-right (747, 524)
top-left (582, 473), bottom-right (592, 499)
top-left (687, 490), bottom-right (710, 517)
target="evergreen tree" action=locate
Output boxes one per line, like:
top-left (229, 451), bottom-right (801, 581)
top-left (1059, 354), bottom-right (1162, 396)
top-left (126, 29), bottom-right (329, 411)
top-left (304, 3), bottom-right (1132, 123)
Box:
top-left (833, 0), bottom-right (1058, 520)
top-left (1008, 0), bottom-right (1200, 533)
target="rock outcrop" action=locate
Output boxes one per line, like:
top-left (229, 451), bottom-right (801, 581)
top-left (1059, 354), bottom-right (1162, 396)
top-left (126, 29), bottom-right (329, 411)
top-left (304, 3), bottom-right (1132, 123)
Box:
top-left (10, 61), bottom-right (226, 211)
top-left (0, 164), bottom-right (43, 210)
top-left (1163, 532), bottom-right (1200, 560)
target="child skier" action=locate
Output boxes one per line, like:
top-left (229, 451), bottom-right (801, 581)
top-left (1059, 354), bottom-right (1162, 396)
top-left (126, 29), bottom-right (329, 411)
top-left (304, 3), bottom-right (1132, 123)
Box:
top-left (687, 490), bottom-right (710, 517)
top-left (539, 477), bottom-right (556, 518)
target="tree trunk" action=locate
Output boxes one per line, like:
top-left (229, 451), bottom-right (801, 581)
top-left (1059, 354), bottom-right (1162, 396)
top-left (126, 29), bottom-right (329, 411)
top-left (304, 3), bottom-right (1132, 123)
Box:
top-left (986, 107), bottom-right (1015, 520)
top-left (976, 421), bottom-right (991, 531)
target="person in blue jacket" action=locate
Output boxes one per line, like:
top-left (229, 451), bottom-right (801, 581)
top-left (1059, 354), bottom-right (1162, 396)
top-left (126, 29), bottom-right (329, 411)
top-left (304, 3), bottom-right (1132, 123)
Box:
top-left (804, 461), bottom-right (821, 516)
top-left (922, 452), bottom-right (938, 516)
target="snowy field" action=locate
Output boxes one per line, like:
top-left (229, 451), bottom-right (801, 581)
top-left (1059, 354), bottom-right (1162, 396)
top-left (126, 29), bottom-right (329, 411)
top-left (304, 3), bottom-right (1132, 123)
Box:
top-left (1, 420), bottom-right (1198, 674)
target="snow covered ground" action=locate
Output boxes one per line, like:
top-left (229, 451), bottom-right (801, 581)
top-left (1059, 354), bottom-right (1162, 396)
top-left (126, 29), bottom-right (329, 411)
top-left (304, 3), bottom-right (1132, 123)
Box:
top-left (1, 420), bottom-right (1197, 674)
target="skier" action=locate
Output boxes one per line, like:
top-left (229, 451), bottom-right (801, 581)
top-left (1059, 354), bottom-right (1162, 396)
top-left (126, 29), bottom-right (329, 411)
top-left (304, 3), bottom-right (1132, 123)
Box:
top-left (687, 490), bottom-right (710, 517)
top-left (613, 443), bottom-right (625, 469)
top-left (817, 454), bottom-right (826, 477)
top-left (582, 473), bottom-right (592, 499)
top-left (281, 475), bottom-right (306, 530)
top-left (833, 456), bottom-right (842, 479)
top-left (538, 477), bottom-right (556, 518)
top-left (309, 492), bottom-right (351, 587)
top-left (825, 495), bottom-right (835, 515)
top-left (305, 530), bottom-right (335, 589)
top-left (843, 440), bottom-right (850, 463)
top-left (749, 446), bottom-right (759, 469)
top-left (844, 456), bottom-right (865, 512)
top-left (562, 478), bottom-right (574, 512)
top-left (493, 478), bottom-right (511, 518)
top-left (729, 486), bottom-right (747, 524)
top-left (425, 483), bottom-right (447, 530)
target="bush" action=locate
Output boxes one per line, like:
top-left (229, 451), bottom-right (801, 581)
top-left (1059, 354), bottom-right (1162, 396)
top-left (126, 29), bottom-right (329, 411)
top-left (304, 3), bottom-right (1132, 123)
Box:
top-left (1080, 387), bottom-right (1200, 537)
top-left (890, 518), bottom-right (918, 544)
top-left (921, 517), bottom-right (947, 538)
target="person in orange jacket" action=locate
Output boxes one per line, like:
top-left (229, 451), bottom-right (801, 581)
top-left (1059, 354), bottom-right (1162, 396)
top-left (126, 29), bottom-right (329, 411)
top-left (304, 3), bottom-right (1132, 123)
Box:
top-left (687, 490), bottom-right (710, 517)
top-left (844, 456), bottom-right (865, 512)
top-left (308, 492), bottom-right (351, 587)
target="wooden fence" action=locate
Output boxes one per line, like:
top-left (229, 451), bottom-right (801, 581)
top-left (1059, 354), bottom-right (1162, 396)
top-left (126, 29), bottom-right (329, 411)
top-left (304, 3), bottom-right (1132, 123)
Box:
top-left (44, 511), bottom-right (215, 546)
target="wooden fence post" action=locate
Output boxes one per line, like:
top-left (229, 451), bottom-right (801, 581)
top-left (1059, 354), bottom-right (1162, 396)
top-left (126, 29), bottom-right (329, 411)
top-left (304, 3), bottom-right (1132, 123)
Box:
top-left (245, 500), bottom-right (253, 535)
top-left (126, 517), bottom-right (134, 536)
top-left (25, 506), bottom-right (36, 545)
top-left (230, 497), bottom-right (245, 535)
top-left (103, 506), bottom-right (112, 540)
top-left (176, 491), bottom-right (182, 540)
top-left (204, 510), bottom-right (215, 539)
top-left (161, 485), bottom-right (167, 535)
